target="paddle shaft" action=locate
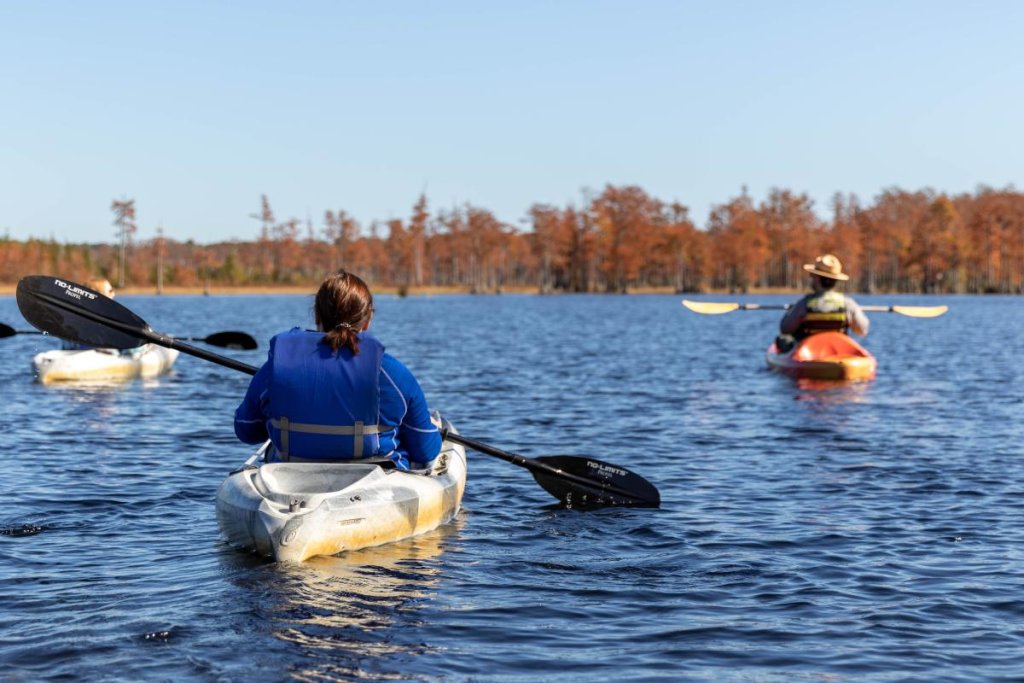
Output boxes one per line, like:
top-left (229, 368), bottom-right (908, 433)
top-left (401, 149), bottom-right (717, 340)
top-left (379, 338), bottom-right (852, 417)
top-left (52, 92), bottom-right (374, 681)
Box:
top-left (861, 305), bottom-right (917, 313)
top-left (712, 304), bottom-right (926, 312)
top-left (751, 303), bottom-right (947, 315)
top-left (1, 329), bottom-right (44, 336)
top-left (441, 431), bottom-right (645, 500)
top-left (729, 303), bottom-right (944, 313)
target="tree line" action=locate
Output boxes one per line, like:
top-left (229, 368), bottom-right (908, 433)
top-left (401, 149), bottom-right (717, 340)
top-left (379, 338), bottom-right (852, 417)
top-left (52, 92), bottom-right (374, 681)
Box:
top-left (2, 184), bottom-right (1023, 294)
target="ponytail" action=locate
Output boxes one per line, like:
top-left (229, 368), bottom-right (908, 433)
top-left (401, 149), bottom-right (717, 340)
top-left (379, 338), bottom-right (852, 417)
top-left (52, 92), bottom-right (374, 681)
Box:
top-left (322, 321), bottom-right (362, 355)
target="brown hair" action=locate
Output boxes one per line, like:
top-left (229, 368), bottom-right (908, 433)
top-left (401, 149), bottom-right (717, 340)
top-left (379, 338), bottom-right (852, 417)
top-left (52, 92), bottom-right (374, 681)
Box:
top-left (315, 270), bottom-right (374, 354)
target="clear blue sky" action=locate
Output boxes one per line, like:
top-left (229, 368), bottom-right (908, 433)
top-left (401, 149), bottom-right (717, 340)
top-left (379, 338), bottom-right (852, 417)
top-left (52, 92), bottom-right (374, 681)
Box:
top-left (1, 1), bottom-right (1021, 244)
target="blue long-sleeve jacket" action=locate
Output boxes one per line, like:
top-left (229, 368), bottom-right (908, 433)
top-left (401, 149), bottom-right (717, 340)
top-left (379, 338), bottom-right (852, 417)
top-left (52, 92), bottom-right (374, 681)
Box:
top-left (234, 332), bottom-right (441, 470)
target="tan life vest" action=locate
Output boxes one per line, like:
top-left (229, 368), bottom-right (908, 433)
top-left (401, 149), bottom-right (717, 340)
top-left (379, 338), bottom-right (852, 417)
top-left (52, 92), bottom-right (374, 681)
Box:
top-left (799, 290), bottom-right (848, 337)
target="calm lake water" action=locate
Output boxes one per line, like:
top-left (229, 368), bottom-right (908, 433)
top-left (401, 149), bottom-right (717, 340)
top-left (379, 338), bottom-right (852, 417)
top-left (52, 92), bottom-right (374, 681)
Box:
top-left (1, 291), bottom-right (1022, 682)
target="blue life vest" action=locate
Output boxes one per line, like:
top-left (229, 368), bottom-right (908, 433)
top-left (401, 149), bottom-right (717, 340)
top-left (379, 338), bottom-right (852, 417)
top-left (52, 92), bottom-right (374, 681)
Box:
top-left (266, 328), bottom-right (390, 461)
top-left (799, 290), bottom-right (848, 337)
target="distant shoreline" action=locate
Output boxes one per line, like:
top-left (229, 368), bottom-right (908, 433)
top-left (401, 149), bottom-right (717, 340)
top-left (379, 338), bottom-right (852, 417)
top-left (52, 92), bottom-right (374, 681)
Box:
top-left (0, 284), bottom-right (972, 297)
top-left (0, 283), bottom-right (817, 297)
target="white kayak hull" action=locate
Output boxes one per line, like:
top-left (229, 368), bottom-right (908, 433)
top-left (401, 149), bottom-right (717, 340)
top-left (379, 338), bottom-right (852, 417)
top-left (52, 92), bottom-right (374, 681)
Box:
top-left (216, 431), bottom-right (467, 562)
top-left (32, 345), bottom-right (180, 383)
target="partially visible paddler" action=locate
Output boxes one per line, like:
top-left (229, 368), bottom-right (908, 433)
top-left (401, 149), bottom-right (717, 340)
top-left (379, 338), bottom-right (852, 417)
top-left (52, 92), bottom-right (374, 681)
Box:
top-left (776, 254), bottom-right (869, 352)
top-left (87, 277), bottom-right (116, 299)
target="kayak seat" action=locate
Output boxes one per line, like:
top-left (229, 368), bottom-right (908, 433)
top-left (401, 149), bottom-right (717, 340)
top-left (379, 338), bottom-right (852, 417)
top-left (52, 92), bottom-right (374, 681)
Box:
top-left (254, 462), bottom-right (388, 501)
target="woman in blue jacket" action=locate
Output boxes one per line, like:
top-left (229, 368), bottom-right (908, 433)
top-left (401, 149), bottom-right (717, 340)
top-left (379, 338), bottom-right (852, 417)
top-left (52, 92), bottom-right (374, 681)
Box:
top-left (234, 270), bottom-right (441, 470)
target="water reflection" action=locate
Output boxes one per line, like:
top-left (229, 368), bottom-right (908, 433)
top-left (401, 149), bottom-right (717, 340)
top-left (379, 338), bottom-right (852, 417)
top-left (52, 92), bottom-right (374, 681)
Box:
top-left (36, 380), bottom-right (133, 428)
top-left (39, 375), bottom-right (174, 392)
top-left (788, 377), bottom-right (874, 404)
top-left (227, 518), bottom-right (463, 679)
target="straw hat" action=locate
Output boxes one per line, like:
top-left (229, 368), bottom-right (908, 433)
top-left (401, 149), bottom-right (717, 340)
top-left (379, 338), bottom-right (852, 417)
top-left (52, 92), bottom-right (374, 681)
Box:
top-left (802, 254), bottom-right (849, 281)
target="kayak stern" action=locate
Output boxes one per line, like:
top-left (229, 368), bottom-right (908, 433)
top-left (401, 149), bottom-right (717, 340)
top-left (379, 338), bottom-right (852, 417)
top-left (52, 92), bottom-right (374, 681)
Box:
top-left (766, 332), bottom-right (877, 381)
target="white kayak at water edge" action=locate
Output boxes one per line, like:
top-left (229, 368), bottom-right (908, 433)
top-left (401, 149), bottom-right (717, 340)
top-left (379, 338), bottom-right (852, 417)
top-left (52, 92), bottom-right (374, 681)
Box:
top-left (32, 344), bottom-right (180, 383)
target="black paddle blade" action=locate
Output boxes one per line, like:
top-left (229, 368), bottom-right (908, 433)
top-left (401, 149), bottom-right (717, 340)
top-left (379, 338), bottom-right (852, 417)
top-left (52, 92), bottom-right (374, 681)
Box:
top-left (442, 430), bottom-right (660, 510)
top-left (0, 323), bottom-right (17, 339)
top-left (199, 331), bottom-right (258, 350)
top-left (532, 455), bottom-right (661, 508)
top-left (16, 276), bottom-right (151, 349)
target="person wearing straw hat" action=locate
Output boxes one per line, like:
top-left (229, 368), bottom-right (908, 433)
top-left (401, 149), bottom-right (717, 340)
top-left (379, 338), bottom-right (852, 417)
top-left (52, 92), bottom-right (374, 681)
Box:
top-left (776, 254), bottom-right (869, 351)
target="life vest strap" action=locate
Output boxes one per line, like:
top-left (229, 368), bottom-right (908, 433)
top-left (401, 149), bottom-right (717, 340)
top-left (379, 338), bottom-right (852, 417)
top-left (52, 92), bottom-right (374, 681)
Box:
top-left (271, 417), bottom-right (384, 461)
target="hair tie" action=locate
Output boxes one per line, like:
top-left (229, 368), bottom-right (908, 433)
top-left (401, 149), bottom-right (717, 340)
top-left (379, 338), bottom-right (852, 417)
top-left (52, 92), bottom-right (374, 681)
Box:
top-left (333, 322), bottom-right (358, 332)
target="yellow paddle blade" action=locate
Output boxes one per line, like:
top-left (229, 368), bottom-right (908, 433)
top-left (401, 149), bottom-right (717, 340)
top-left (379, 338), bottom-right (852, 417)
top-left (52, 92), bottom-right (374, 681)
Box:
top-left (681, 300), bottom-right (740, 314)
top-left (892, 305), bottom-right (948, 318)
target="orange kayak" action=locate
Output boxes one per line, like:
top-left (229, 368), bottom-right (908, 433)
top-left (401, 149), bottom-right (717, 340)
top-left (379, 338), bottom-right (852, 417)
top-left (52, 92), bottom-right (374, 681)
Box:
top-left (766, 332), bottom-right (877, 381)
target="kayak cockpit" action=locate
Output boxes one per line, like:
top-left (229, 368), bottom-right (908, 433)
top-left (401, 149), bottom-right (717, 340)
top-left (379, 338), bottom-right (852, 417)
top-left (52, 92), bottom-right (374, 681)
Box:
top-left (248, 462), bottom-right (388, 508)
top-left (791, 332), bottom-right (872, 362)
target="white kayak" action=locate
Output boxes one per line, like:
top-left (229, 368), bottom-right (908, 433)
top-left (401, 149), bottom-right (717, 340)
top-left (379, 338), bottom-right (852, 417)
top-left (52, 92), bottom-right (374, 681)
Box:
top-left (32, 344), bottom-right (180, 384)
top-left (215, 427), bottom-right (468, 562)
